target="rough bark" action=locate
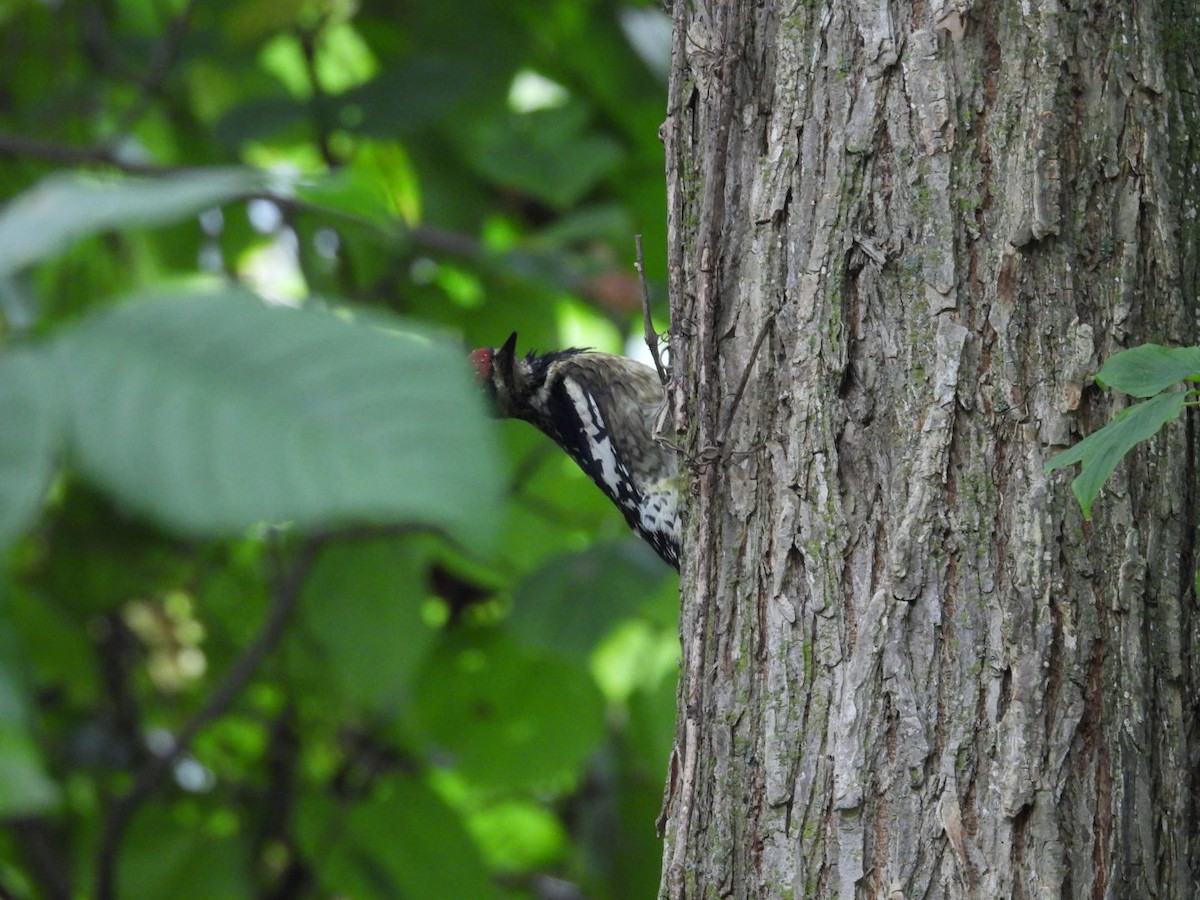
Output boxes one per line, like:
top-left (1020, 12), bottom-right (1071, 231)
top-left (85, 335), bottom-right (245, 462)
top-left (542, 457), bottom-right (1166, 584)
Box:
top-left (660, 1), bottom-right (1200, 897)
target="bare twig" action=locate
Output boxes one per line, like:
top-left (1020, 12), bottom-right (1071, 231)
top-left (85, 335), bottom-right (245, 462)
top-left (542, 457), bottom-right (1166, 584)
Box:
top-left (93, 535), bottom-right (325, 900)
top-left (717, 310), bottom-right (776, 448)
top-left (635, 234), bottom-right (668, 386)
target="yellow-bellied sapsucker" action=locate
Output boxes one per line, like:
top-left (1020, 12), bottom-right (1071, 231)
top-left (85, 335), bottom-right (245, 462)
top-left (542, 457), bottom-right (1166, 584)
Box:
top-left (471, 333), bottom-right (680, 570)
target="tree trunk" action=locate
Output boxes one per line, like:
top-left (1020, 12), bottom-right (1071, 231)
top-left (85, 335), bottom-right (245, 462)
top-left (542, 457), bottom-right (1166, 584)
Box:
top-left (660, 1), bottom-right (1200, 897)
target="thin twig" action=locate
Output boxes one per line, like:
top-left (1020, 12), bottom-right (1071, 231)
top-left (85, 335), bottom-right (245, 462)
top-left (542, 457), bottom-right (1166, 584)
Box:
top-left (717, 310), bottom-right (776, 448)
top-left (635, 234), bottom-right (669, 386)
top-left (93, 535), bottom-right (325, 900)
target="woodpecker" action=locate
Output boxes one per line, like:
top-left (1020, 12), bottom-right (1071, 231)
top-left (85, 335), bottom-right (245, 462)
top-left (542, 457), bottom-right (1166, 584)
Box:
top-left (471, 333), bottom-right (680, 570)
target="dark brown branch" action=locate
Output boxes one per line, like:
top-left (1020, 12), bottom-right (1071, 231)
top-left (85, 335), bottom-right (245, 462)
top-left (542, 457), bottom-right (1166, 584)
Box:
top-left (93, 535), bottom-right (325, 900)
top-left (297, 24), bottom-right (340, 170)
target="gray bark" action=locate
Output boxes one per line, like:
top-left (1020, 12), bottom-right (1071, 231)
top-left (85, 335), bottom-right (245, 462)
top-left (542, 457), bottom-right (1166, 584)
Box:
top-left (660, 1), bottom-right (1200, 897)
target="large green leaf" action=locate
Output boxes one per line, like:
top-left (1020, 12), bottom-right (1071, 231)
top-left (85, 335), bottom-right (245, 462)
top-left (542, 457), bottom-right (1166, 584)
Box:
top-left (0, 168), bottom-right (269, 278)
top-left (55, 290), bottom-right (501, 546)
top-left (294, 538), bottom-right (438, 714)
top-left (0, 348), bottom-right (62, 550)
top-left (1045, 391), bottom-right (1186, 518)
top-left (508, 540), bottom-right (674, 659)
top-left (413, 631), bottom-right (605, 790)
top-left (1096, 344), bottom-right (1200, 397)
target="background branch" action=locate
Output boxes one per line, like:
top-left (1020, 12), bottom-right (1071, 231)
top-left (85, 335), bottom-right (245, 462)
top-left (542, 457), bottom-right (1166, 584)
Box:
top-left (93, 534), bottom-right (325, 900)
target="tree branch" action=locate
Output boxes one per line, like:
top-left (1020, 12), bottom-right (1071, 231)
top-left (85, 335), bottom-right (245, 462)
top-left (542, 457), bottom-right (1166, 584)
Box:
top-left (0, 134), bottom-right (183, 176)
top-left (93, 534), bottom-right (325, 900)
top-left (297, 23), bottom-right (340, 170)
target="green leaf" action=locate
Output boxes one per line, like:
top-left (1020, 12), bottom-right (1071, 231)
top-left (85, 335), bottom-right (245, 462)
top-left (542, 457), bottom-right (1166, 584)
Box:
top-left (461, 103), bottom-right (625, 209)
top-left (56, 289), bottom-right (501, 547)
top-left (466, 798), bottom-right (569, 872)
top-left (295, 538), bottom-right (438, 714)
top-left (1045, 391), bottom-right (1186, 518)
top-left (0, 588), bottom-right (59, 816)
top-left (0, 677), bottom-right (59, 816)
top-left (413, 631), bottom-right (605, 790)
top-left (295, 168), bottom-right (399, 230)
top-left (0, 168), bottom-right (269, 278)
top-left (0, 349), bottom-right (62, 550)
top-left (508, 540), bottom-right (674, 659)
top-left (1096, 344), bottom-right (1200, 397)
top-left (299, 773), bottom-right (501, 899)
top-left (117, 804), bottom-right (252, 900)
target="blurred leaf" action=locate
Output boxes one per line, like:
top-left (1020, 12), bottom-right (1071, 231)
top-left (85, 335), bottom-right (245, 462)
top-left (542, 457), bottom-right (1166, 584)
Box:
top-left (0, 0), bottom-right (674, 892)
top-left (466, 798), bottom-right (569, 872)
top-left (300, 773), bottom-right (501, 899)
top-left (509, 540), bottom-right (673, 659)
top-left (1095, 343), bottom-right (1200, 397)
top-left (28, 486), bottom-right (194, 614)
top-left (0, 348), bottom-right (61, 550)
top-left (626, 674), bottom-right (679, 780)
top-left (213, 97), bottom-right (309, 147)
top-left (6, 584), bottom-right (99, 706)
top-left (118, 804), bottom-right (251, 900)
top-left (295, 538), bottom-right (437, 714)
top-left (0, 588), bottom-right (59, 816)
top-left (0, 168), bottom-right (269, 278)
top-left (223, 0), bottom-right (307, 43)
top-left (343, 59), bottom-right (478, 138)
top-left (461, 103), bottom-right (625, 209)
top-left (413, 631), bottom-right (605, 790)
top-left (1045, 391), bottom-right (1185, 518)
top-left (296, 161), bottom-right (407, 230)
top-left (55, 289), bottom-right (502, 546)
top-left (533, 203), bottom-right (635, 247)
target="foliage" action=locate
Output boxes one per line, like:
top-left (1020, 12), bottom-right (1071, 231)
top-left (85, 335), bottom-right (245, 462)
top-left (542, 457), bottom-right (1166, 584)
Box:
top-left (1046, 344), bottom-right (1199, 517)
top-left (0, 1), bottom-right (676, 897)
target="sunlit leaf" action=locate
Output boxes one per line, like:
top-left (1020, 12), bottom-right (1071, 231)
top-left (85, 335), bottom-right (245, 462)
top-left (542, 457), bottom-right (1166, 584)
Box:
top-left (0, 168), bottom-right (269, 278)
top-left (466, 798), bottom-right (569, 871)
top-left (1045, 391), bottom-right (1185, 518)
top-left (1096, 343), bottom-right (1200, 397)
top-left (55, 289), bottom-right (501, 546)
top-left (0, 349), bottom-right (62, 550)
top-left (299, 773), bottom-right (501, 899)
